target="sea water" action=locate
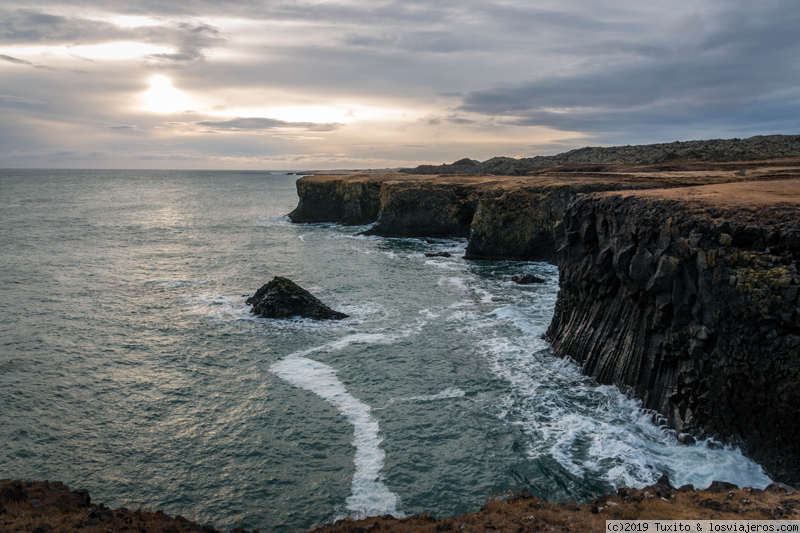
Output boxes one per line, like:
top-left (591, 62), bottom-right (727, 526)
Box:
top-left (0, 170), bottom-right (771, 531)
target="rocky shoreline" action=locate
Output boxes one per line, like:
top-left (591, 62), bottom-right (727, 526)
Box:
top-left (3, 478), bottom-right (799, 533)
top-left (287, 157), bottom-right (800, 484)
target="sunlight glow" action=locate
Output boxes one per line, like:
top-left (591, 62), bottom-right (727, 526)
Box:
top-left (143, 76), bottom-right (190, 113)
top-left (109, 15), bottom-right (160, 28)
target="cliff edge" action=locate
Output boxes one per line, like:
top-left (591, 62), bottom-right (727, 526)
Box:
top-left (545, 180), bottom-right (800, 483)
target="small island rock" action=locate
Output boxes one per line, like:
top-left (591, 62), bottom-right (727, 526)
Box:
top-left (246, 277), bottom-right (348, 320)
top-left (512, 274), bottom-right (546, 284)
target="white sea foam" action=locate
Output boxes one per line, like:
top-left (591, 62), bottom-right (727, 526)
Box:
top-left (474, 288), bottom-right (496, 304)
top-left (424, 259), bottom-right (462, 270)
top-left (271, 344), bottom-right (403, 518)
top-left (477, 327), bottom-right (772, 490)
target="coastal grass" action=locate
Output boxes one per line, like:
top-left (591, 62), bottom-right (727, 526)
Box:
top-left (310, 486), bottom-right (800, 533)
top-left (2, 479), bottom-right (799, 533)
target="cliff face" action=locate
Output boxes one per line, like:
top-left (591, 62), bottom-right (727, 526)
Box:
top-left (288, 174), bottom-right (665, 259)
top-left (545, 182), bottom-right (800, 483)
top-left (289, 163), bottom-right (800, 261)
top-left (364, 181), bottom-right (480, 238)
top-left (288, 176), bottom-right (381, 225)
top-left (465, 183), bottom-right (661, 263)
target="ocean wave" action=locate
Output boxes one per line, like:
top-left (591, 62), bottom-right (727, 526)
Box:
top-left (478, 332), bottom-right (772, 490)
top-left (271, 352), bottom-right (404, 518)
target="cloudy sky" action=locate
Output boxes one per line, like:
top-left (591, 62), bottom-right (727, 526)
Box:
top-left (1, 0), bottom-right (798, 169)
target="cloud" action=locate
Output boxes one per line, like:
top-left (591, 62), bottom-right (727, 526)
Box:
top-left (0, 94), bottom-right (45, 104)
top-left (0, 0), bottom-right (798, 168)
top-left (194, 117), bottom-right (342, 132)
top-left (0, 8), bottom-right (223, 65)
top-left (456, 0), bottom-right (800, 137)
top-left (0, 54), bottom-right (33, 65)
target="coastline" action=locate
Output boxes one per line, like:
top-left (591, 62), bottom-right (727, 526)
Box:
top-left (287, 158), bottom-right (800, 483)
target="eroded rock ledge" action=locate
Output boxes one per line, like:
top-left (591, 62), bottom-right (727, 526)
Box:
top-left (288, 159), bottom-right (800, 262)
top-left (545, 180), bottom-right (800, 483)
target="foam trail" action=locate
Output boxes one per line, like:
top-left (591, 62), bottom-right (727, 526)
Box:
top-left (271, 352), bottom-right (402, 517)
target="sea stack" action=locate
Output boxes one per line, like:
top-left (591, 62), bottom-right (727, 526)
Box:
top-left (246, 277), bottom-right (349, 320)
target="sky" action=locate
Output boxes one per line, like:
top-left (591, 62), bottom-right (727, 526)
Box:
top-left (0, 0), bottom-right (798, 170)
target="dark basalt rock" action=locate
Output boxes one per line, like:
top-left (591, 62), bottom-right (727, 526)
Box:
top-left (765, 483), bottom-right (799, 495)
top-left (73, 489), bottom-right (90, 508)
top-left (246, 277), bottom-right (348, 320)
top-left (425, 252), bottom-right (452, 258)
top-left (546, 193), bottom-right (800, 483)
top-left (706, 481), bottom-right (739, 493)
top-left (1, 481), bottom-right (27, 503)
top-left (512, 274), bottom-right (545, 284)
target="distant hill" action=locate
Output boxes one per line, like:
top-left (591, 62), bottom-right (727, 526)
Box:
top-left (400, 134), bottom-right (800, 175)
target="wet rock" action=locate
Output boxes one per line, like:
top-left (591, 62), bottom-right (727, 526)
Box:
top-left (678, 433), bottom-right (696, 445)
top-left (512, 274), bottom-right (546, 284)
top-left (425, 252), bottom-right (452, 258)
top-left (246, 277), bottom-right (348, 320)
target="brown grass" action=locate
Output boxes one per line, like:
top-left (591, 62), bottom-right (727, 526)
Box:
top-left (1, 479), bottom-right (798, 533)
top-left (310, 486), bottom-right (800, 533)
top-left (299, 158), bottom-right (800, 196)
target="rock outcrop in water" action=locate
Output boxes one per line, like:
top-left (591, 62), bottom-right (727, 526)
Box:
top-left (246, 277), bottom-right (348, 320)
top-left (544, 180), bottom-right (800, 483)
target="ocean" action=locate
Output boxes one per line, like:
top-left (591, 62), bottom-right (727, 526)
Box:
top-left (0, 169), bottom-right (771, 531)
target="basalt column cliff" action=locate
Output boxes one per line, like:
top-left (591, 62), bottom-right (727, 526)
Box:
top-left (545, 181), bottom-right (800, 483)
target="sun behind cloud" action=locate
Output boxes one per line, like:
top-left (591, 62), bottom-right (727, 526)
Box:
top-left (143, 76), bottom-right (189, 114)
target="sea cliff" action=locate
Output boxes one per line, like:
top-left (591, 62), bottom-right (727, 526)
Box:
top-left (545, 180), bottom-right (800, 483)
top-left (287, 159), bottom-right (800, 482)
